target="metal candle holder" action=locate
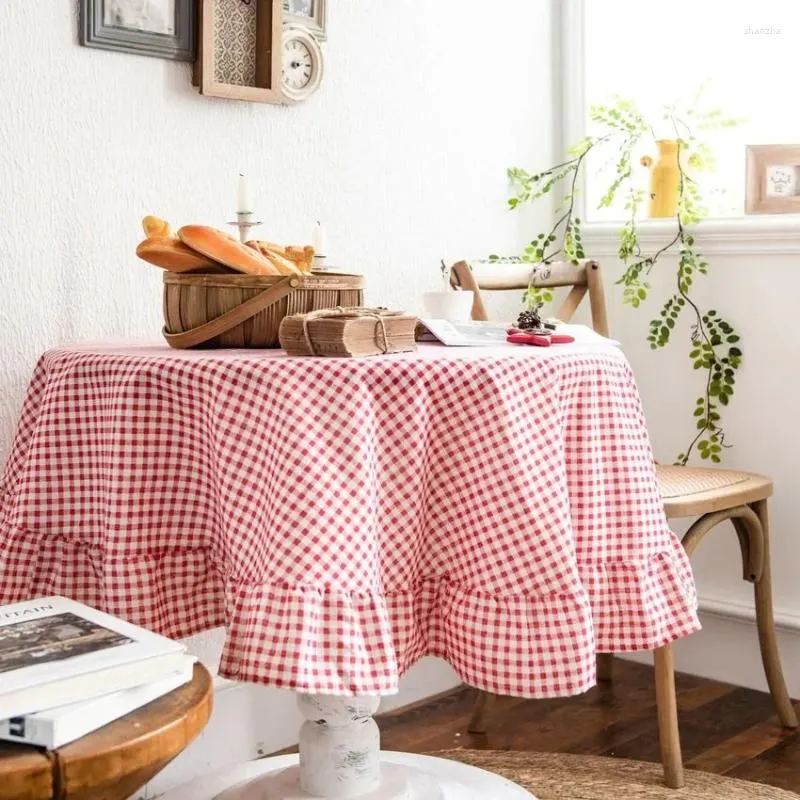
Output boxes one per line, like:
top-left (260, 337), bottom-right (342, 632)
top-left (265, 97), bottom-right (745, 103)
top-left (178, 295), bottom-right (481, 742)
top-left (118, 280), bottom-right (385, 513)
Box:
top-left (227, 211), bottom-right (263, 244)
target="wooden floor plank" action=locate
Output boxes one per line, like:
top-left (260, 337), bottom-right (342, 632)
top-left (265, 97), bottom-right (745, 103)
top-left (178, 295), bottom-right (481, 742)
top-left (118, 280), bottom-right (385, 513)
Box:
top-left (569, 678), bottom-right (734, 758)
top-left (688, 714), bottom-right (798, 774)
top-left (372, 661), bottom-right (800, 793)
top-left (602, 686), bottom-right (777, 764)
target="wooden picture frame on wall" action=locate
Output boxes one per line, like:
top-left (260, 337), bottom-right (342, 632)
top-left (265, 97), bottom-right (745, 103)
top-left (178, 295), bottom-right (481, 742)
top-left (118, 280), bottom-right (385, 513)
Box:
top-left (283, 0), bottom-right (326, 40)
top-left (745, 144), bottom-right (800, 215)
top-left (79, 0), bottom-right (196, 61)
top-left (194, 0), bottom-right (283, 104)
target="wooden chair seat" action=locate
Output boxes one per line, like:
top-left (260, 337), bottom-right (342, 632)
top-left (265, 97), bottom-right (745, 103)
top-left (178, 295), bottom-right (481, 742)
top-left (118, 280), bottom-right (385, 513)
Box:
top-left (657, 465), bottom-right (773, 518)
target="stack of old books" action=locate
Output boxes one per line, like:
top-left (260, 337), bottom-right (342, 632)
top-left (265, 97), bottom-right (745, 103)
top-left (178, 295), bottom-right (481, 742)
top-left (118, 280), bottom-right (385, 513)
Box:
top-left (0, 596), bottom-right (194, 748)
top-left (279, 307), bottom-right (418, 357)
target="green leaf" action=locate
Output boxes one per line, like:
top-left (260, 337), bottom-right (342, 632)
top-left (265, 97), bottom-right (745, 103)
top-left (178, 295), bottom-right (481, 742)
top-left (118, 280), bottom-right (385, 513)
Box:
top-left (729, 347), bottom-right (743, 357)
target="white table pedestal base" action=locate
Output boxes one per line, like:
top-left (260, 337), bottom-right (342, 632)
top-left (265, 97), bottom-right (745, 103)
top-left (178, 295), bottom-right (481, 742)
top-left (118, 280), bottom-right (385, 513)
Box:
top-left (160, 752), bottom-right (534, 800)
top-left (160, 694), bottom-right (534, 800)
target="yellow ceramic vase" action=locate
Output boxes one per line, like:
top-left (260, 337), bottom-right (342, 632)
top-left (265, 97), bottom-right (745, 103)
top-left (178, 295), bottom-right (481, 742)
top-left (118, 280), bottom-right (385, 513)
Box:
top-left (643, 140), bottom-right (680, 218)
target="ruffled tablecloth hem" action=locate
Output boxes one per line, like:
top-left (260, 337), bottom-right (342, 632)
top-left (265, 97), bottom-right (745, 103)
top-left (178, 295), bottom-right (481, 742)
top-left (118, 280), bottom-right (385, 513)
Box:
top-left (0, 524), bottom-right (228, 642)
top-left (0, 525), bottom-right (700, 699)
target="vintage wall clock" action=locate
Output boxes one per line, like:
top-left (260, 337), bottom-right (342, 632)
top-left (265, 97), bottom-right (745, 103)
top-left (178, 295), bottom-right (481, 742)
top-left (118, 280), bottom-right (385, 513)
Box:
top-left (281, 24), bottom-right (324, 103)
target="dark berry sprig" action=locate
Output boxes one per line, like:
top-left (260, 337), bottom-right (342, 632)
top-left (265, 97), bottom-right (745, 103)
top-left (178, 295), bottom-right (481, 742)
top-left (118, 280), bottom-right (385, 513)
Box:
top-left (515, 309), bottom-right (544, 330)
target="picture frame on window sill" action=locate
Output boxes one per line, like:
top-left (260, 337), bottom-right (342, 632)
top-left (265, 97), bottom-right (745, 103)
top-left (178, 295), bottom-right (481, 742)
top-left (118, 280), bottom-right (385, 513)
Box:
top-left (282, 0), bottom-right (326, 40)
top-left (746, 144), bottom-right (800, 215)
top-left (79, 0), bottom-right (196, 62)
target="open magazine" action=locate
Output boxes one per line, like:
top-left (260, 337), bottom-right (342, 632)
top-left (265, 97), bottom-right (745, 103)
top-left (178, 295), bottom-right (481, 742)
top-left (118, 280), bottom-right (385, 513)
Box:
top-left (416, 319), bottom-right (512, 346)
top-left (416, 319), bottom-right (622, 348)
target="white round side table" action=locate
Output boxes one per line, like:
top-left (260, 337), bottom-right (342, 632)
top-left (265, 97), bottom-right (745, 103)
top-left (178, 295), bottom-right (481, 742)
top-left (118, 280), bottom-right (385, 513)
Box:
top-left (160, 751), bottom-right (534, 800)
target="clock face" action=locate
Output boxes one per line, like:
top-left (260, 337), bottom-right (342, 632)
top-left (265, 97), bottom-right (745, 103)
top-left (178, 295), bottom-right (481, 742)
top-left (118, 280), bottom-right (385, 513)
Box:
top-left (283, 39), bottom-right (313, 91)
top-left (281, 26), bottom-right (323, 103)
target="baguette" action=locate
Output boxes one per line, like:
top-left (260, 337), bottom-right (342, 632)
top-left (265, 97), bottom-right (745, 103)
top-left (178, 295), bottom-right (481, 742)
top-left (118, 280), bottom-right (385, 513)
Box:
top-left (136, 236), bottom-right (217, 272)
top-left (178, 226), bottom-right (280, 276)
top-left (142, 215), bottom-right (173, 238)
top-left (286, 245), bottom-right (316, 272)
top-left (245, 242), bottom-right (302, 275)
top-left (247, 240), bottom-right (315, 273)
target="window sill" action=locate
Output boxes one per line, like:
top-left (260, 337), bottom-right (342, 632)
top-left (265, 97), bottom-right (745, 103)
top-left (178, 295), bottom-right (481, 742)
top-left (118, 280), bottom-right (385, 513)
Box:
top-left (580, 215), bottom-right (800, 256)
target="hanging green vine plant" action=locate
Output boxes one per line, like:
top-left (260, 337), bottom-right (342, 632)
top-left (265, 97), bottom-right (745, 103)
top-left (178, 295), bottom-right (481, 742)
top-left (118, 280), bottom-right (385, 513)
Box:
top-left (493, 92), bottom-right (742, 465)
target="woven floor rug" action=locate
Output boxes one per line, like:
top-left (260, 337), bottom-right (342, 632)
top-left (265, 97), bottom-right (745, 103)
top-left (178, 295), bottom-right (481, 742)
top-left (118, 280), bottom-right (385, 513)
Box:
top-left (432, 750), bottom-right (799, 799)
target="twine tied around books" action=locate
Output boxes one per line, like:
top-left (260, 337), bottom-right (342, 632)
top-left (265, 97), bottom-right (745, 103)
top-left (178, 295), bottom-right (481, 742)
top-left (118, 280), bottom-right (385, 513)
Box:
top-left (301, 307), bottom-right (392, 355)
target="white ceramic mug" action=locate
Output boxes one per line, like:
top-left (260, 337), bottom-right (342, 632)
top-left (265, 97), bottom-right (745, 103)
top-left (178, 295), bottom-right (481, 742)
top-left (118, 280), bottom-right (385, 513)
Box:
top-left (422, 290), bottom-right (474, 321)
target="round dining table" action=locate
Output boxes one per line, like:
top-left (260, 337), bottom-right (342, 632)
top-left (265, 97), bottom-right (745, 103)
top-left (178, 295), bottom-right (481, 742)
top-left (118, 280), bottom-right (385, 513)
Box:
top-left (0, 338), bottom-right (700, 799)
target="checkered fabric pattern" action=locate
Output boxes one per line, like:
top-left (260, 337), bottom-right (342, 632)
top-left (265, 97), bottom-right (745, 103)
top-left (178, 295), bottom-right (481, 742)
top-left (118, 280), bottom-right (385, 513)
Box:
top-left (0, 342), bottom-right (700, 697)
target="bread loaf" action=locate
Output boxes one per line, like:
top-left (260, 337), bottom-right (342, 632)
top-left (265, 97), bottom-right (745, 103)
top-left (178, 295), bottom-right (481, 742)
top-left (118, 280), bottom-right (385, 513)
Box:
top-left (142, 215), bottom-right (173, 238)
top-left (178, 226), bottom-right (280, 276)
top-left (245, 241), bottom-right (302, 275)
top-left (136, 236), bottom-right (217, 272)
top-left (246, 241), bottom-right (314, 273)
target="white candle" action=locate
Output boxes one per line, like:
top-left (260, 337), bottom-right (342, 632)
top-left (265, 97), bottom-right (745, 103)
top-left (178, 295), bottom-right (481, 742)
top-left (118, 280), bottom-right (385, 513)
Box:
top-left (237, 173), bottom-right (252, 213)
top-left (312, 220), bottom-right (327, 256)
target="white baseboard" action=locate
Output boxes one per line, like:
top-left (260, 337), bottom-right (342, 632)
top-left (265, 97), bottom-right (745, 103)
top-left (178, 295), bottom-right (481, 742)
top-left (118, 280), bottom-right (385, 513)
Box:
top-left (621, 594), bottom-right (800, 698)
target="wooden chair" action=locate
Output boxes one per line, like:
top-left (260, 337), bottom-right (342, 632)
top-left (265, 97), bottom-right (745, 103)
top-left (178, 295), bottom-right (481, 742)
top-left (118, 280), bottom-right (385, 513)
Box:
top-left (450, 258), bottom-right (798, 790)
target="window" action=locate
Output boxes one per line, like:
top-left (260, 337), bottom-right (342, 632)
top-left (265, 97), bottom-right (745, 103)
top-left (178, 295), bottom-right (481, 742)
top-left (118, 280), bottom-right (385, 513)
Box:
top-left (572, 0), bottom-right (800, 222)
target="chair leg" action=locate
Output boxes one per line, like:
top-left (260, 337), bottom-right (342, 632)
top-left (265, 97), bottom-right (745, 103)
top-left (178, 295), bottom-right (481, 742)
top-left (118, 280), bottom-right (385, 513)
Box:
top-left (597, 653), bottom-right (614, 682)
top-left (468, 690), bottom-right (496, 734)
top-left (751, 499), bottom-right (799, 729)
top-left (654, 645), bottom-right (684, 789)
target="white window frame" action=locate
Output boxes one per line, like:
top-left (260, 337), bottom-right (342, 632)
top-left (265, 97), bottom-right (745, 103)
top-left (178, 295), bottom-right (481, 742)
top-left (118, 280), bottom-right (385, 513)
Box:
top-left (556, 0), bottom-right (800, 255)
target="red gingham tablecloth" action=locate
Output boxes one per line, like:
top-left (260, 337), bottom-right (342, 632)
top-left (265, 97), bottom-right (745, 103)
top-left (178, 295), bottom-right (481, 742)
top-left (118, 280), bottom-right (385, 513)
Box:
top-left (0, 342), bottom-right (699, 698)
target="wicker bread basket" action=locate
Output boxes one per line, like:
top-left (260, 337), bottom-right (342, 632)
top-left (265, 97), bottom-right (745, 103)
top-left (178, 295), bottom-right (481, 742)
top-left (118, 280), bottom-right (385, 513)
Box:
top-left (162, 272), bottom-right (365, 349)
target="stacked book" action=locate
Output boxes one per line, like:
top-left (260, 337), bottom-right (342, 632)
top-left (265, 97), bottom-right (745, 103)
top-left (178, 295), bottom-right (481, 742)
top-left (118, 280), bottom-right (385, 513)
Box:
top-left (0, 596), bottom-right (194, 748)
top-left (279, 308), bottom-right (418, 357)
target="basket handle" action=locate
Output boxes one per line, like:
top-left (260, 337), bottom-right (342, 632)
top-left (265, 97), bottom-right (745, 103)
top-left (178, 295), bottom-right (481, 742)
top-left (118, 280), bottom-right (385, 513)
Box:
top-left (163, 275), bottom-right (301, 349)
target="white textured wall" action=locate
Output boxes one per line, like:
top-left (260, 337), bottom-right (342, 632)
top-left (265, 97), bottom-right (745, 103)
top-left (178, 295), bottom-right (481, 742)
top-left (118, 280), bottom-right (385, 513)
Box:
top-left (0, 1), bottom-right (554, 793)
top-left (0, 0), bottom-right (553, 458)
top-left (604, 251), bottom-right (800, 616)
